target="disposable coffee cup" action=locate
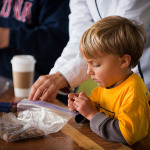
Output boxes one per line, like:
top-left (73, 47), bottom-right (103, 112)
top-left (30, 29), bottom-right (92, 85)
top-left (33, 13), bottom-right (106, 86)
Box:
top-left (11, 55), bottom-right (36, 98)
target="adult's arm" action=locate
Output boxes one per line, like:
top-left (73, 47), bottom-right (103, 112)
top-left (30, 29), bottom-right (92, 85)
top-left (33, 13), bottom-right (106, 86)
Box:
top-left (29, 0), bottom-right (150, 101)
top-left (50, 0), bottom-right (93, 88)
top-left (51, 0), bottom-right (150, 89)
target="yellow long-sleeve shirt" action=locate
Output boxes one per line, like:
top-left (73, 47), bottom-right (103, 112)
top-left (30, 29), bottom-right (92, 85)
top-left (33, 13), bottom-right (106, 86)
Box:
top-left (89, 73), bottom-right (150, 145)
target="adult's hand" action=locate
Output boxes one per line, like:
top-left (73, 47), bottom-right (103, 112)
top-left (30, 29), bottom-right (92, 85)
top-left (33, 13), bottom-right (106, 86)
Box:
top-left (28, 72), bottom-right (68, 102)
top-left (0, 27), bottom-right (9, 49)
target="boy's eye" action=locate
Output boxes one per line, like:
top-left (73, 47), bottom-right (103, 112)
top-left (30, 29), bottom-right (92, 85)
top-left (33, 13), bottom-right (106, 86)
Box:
top-left (93, 64), bottom-right (100, 67)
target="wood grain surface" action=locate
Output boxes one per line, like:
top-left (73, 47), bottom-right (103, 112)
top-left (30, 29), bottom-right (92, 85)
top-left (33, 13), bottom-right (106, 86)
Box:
top-left (0, 88), bottom-right (133, 150)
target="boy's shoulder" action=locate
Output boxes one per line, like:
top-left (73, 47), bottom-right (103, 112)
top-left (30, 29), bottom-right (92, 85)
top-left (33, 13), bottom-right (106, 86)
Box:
top-left (123, 73), bottom-right (150, 100)
top-left (126, 73), bottom-right (147, 90)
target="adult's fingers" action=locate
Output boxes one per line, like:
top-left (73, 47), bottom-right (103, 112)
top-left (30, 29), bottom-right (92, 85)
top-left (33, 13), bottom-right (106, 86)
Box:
top-left (40, 86), bottom-right (58, 102)
top-left (32, 79), bottom-right (53, 101)
top-left (29, 72), bottom-right (69, 102)
top-left (29, 75), bottom-right (46, 100)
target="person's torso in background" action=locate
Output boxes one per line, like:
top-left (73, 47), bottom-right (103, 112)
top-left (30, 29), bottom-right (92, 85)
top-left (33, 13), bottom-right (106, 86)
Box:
top-left (0, 0), bottom-right (70, 81)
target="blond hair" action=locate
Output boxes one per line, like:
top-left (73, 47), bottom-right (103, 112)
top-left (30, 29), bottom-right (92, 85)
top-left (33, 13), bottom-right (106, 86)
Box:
top-left (79, 16), bottom-right (146, 68)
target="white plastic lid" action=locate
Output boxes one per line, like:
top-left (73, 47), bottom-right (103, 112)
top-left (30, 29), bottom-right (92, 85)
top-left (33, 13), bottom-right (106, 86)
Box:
top-left (11, 55), bottom-right (36, 64)
top-left (11, 55), bottom-right (36, 72)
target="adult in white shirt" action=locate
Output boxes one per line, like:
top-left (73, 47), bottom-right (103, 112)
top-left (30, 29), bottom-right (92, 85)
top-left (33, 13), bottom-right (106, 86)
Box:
top-left (29, 0), bottom-right (150, 102)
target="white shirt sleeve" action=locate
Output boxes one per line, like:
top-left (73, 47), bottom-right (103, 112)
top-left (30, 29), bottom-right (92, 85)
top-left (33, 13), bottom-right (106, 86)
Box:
top-left (50, 0), bottom-right (93, 88)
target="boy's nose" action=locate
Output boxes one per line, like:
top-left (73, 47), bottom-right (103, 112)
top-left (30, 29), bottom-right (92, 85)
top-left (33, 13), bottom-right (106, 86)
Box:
top-left (87, 66), bottom-right (94, 75)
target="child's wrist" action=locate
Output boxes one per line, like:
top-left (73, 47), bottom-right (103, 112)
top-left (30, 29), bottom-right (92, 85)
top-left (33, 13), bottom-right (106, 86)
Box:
top-left (87, 111), bottom-right (98, 120)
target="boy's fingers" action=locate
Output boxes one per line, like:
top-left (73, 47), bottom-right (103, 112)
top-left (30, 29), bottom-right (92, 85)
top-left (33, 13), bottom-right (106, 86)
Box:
top-left (68, 98), bottom-right (76, 111)
top-left (68, 93), bottom-right (79, 100)
top-left (68, 98), bottom-right (74, 106)
top-left (69, 108), bottom-right (76, 112)
top-left (79, 92), bottom-right (87, 98)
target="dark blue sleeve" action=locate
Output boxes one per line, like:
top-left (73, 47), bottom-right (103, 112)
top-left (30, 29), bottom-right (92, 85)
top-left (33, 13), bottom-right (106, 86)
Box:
top-left (9, 0), bottom-right (70, 76)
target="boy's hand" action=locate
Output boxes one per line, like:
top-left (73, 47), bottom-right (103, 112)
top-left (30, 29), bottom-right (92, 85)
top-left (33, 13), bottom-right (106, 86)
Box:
top-left (68, 93), bottom-right (79, 112)
top-left (74, 92), bottom-right (98, 120)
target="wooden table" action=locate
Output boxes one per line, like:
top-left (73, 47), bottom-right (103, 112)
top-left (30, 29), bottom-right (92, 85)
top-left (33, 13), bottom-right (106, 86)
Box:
top-left (0, 88), bottom-right (133, 150)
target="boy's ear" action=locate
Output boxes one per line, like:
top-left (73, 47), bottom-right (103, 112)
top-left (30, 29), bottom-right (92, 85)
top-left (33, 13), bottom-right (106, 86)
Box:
top-left (120, 54), bottom-right (131, 69)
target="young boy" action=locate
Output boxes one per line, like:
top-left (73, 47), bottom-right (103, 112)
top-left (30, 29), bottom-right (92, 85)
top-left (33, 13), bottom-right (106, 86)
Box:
top-left (68, 16), bottom-right (150, 146)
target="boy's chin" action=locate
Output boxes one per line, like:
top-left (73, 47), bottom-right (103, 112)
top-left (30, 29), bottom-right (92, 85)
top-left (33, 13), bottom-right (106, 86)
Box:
top-left (97, 83), bottom-right (105, 87)
top-left (97, 83), bottom-right (113, 89)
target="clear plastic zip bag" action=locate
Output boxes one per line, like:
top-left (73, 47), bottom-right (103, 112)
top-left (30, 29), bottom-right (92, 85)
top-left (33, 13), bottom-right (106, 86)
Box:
top-left (0, 113), bottom-right (45, 142)
top-left (0, 99), bottom-right (76, 142)
top-left (17, 99), bottom-right (77, 135)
